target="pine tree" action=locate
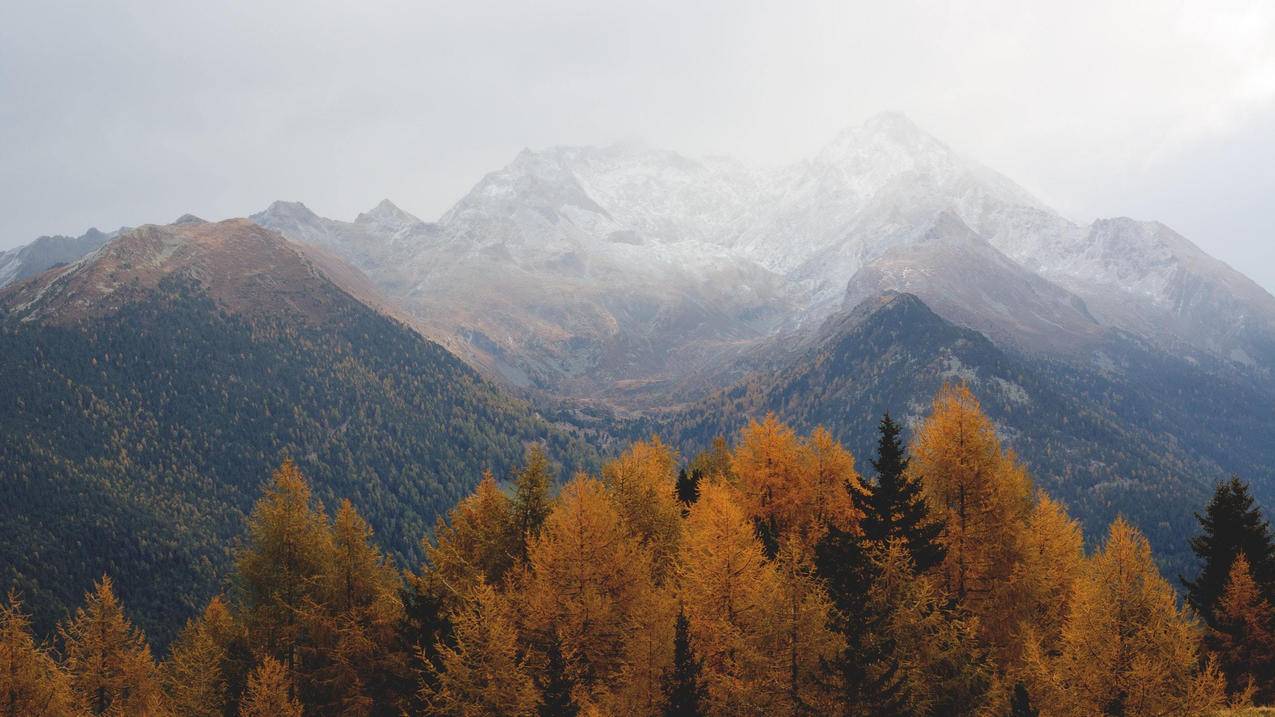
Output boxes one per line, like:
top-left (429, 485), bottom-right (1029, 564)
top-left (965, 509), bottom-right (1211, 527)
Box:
top-left (0, 590), bottom-right (77, 717)
top-left (1206, 553), bottom-right (1275, 703)
top-left (677, 479), bottom-right (781, 715)
top-left (858, 413), bottom-right (944, 573)
top-left (662, 610), bottom-right (706, 717)
top-left (162, 598), bottom-right (230, 717)
top-left (239, 657), bottom-right (302, 717)
top-left (815, 521), bottom-right (906, 717)
top-left (59, 575), bottom-right (166, 716)
top-left (424, 471), bottom-right (517, 604)
top-left (675, 469), bottom-right (701, 507)
top-left (1183, 477), bottom-right (1275, 627)
top-left (536, 632), bottom-right (578, 717)
top-left (512, 446), bottom-right (555, 560)
top-left (1008, 682), bottom-right (1039, 717)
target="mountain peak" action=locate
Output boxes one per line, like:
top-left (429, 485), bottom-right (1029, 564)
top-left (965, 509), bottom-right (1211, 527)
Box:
top-left (260, 201), bottom-right (320, 222)
top-left (354, 199), bottom-right (421, 228)
top-left (173, 214), bottom-right (206, 226)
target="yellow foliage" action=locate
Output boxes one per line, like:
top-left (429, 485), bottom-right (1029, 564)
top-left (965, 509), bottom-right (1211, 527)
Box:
top-left (1025, 518), bottom-right (1226, 717)
top-left (0, 590), bottom-right (78, 717)
top-left (602, 437), bottom-right (684, 581)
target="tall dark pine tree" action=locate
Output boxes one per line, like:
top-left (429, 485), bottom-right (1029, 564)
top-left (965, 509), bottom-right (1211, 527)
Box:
top-left (538, 631), bottom-right (578, 717)
top-left (858, 413), bottom-right (945, 573)
top-left (663, 609), bottom-right (706, 717)
top-left (513, 446), bottom-right (555, 561)
top-left (1182, 477), bottom-right (1275, 626)
top-left (814, 530), bottom-right (907, 717)
top-left (675, 468), bottom-right (702, 506)
top-left (1008, 682), bottom-right (1039, 717)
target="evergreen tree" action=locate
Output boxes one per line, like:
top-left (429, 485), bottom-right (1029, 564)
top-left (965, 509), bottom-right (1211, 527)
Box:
top-left (858, 413), bottom-right (945, 573)
top-left (512, 446), bottom-right (555, 560)
top-left (1183, 477), bottom-right (1275, 626)
top-left (662, 610), bottom-right (706, 717)
top-left (675, 468), bottom-right (701, 507)
top-left (813, 528), bottom-right (907, 717)
top-left (536, 632), bottom-right (578, 717)
top-left (1008, 682), bottom-right (1039, 717)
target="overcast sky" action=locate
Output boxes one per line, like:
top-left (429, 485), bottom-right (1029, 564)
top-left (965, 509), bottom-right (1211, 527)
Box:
top-left (2, 0), bottom-right (1273, 291)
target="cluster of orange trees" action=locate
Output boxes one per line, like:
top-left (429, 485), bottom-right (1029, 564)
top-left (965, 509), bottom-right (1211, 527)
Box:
top-left (2, 384), bottom-right (1273, 716)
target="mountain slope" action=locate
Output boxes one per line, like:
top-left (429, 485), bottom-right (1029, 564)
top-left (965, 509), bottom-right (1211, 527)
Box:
top-left (655, 292), bottom-right (1275, 574)
top-left (0, 219), bottom-right (592, 644)
top-left (0, 227), bottom-right (115, 288)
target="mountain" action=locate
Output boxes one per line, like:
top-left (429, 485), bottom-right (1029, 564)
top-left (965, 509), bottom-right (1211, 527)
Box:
top-left (0, 227), bottom-right (116, 288)
top-left (653, 292), bottom-right (1275, 574)
top-left (253, 112), bottom-right (1275, 408)
top-left (0, 218), bottom-right (593, 644)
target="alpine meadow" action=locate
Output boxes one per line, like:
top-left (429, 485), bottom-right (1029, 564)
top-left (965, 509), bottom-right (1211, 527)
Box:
top-left (2, 2), bottom-right (1275, 716)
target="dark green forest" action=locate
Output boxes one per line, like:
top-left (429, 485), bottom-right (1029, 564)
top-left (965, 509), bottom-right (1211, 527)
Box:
top-left (0, 277), bottom-right (594, 645)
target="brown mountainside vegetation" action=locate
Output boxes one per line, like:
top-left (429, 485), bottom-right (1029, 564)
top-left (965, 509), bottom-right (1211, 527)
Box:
top-left (3, 383), bottom-right (1273, 716)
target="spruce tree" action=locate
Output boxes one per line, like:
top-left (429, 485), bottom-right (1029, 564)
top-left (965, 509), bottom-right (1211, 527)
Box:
top-left (813, 530), bottom-right (907, 716)
top-left (537, 632), bottom-right (578, 717)
top-left (675, 468), bottom-right (701, 506)
top-left (858, 413), bottom-right (945, 573)
top-left (663, 609), bottom-right (706, 717)
top-left (1183, 477), bottom-right (1275, 626)
top-left (1008, 682), bottom-right (1039, 717)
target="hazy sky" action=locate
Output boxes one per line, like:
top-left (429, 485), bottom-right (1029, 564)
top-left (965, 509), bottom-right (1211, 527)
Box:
top-left (2, 0), bottom-right (1273, 291)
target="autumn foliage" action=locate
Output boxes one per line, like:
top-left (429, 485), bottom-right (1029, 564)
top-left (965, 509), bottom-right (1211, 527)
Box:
top-left (0, 383), bottom-right (1264, 716)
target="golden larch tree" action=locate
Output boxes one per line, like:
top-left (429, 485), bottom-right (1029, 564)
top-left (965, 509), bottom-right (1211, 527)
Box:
top-left (162, 597), bottom-right (231, 717)
top-left (677, 479), bottom-right (782, 716)
top-left (59, 575), bottom-right (167, 716)
top-left (423, 582), bottom-right (537, 717)
top-left (1025, 517), bottom-right (1226, 717)
top-left (601, 437), bottom-right (683, 581)
top-left (302, 499), bottom-right (408, 715)
top-left (1206, 552), bottom-right (1275, 703)
top-left (999, 494), bottom-right (1085, 668)
top-left (523, 475), bottom-right (653, 695)
top-left (424, 471), bottom-right (517, 605)
top-left (239, 657), bottom-right (302, 717)
top-left (910, 384), bottom-right (1033, 642)
top-left (235, 459), bottom-right (335, 663)
top-left (0, 590), bottom-right (77, 717)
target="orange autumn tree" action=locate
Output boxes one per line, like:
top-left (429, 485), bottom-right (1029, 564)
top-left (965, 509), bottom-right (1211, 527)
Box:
top-left (601, 437), bottom-right (684, 580)
top-left (163, 597), bottom-right (233, 717)
top-left (59, 576), bottom-right (167, 716)
top-left (910, 383), bottom-right (1033, 659)
top-left (732, 417), bottom-right (861, 558)
top-left (677, 479), bottom-right (783, 715)
top-left (1025, 518), bottom-right (1225, 717)
top-left (0, 591), bottom-right (78, 717)
top-left (522, 475), bottom-right (653, 699)
top-left (1206, 553), bottom-right (1275, 703)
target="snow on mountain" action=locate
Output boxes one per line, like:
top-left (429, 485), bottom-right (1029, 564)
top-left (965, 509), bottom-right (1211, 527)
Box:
top-left (248, 112), bottom-right (1275, 401)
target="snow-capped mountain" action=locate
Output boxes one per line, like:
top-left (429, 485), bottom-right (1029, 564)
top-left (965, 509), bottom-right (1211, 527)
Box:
top-left (246, 112), bottom-right (1275, 402)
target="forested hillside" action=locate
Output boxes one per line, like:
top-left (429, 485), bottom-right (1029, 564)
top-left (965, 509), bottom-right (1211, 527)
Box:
top-left (0, 222), bottom-right (594, 645)
top-left (4, 384), bottom-right (1272, 716)
top-left (654, 293), bottom-right (1275, 575)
